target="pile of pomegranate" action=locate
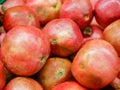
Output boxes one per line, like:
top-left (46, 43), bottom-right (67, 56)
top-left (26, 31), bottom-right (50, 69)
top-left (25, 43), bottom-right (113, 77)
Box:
top-left (0, 0), bottom-right (120, 90)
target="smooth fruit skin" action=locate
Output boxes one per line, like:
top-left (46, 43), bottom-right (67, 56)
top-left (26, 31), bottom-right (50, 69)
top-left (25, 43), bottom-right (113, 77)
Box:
top-left (103, 19), bottom-right (120, 56)
top-left (94, 0), bottom-right (120, 28)
top-left (3, 6), bottom-right (40, 31)
top-left (43, 18), bottom-right (83, 57)
top-left (0, 60), bottom-right (6, 90)
top-left (37, 57), bottom-right (72, 90)
top-left (60, 0), bottom-right (93, 29)
top-left (1, 25), bottom-right (50, 76)
top-left (71, 39), bottom-right (120, 89)
top-left (25, 0), bottom-right (62, 25)
top-left (52, 81), bottom-right (87, 90)
top-left (4, 77), bottom-right (43, 90)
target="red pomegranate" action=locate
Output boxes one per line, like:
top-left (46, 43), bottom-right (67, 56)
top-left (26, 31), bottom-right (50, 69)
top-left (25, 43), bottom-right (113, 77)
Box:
top-left (71, 39), bottom-right (120, 89)
top-left (43, 18), bottom-right (83, 57)
top-left (1, 25), bottom-right (50, 76)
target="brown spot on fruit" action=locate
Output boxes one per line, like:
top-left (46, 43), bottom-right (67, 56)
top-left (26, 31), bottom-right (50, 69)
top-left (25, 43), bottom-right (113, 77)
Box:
top-left (79, 63), bottom-right (85, 69)
top-left (51, 3), bottom-right (61, 11)
top-left (55, 68), bottom-right (66, 79)
top-left (28, 14), bottom-right (34, 21)
top-left (40, 56), bottom-right (47, 65)
top-left (36, 7), bottom-right (48, 18)
top-left (51, 39), bottom-right (57, 45)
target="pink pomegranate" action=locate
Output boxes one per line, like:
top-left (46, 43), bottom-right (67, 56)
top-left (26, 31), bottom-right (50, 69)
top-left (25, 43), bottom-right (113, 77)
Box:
top-left (1, 25), bottom-right (50, 76)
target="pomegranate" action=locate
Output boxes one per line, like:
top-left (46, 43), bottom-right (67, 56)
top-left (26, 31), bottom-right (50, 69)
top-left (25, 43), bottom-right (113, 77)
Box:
top-left (1, 25), bottom-right (50, 76)
top-left (3, 6), bottom-right (40, 31)
top-left (94, 0), bottom-right (120, 28)
top-left (43, 18), bottom-right (83, 57)
top-left (38, 57), bottom-right (72, 90)
top-left (25, 0), bottom-right (62, 25)
top-left (71, 39), bottom-right (120, 89)
top-left (60, 0), bottom-right (93, 29)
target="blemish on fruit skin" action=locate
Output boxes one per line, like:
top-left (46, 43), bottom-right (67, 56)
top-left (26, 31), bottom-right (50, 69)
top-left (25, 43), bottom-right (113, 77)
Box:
top-left (36, 7), bottom-right (48, 18)
top-left (51, 3), bottom-right (61, 11)
top-left (28, 14), bottom-right (34, 21)
top-left (51, 39), bottom-right (57, 45)
top-left (55, 68), bottom-right (66, 79)
top-left (40, 56), bottom-right (47, 65)
top-left (79, 63), bottom-right (85, 69)
top-left (84, 14), bottom-right (89, 21)
top-left (1, 6), bottom-right (5, 13)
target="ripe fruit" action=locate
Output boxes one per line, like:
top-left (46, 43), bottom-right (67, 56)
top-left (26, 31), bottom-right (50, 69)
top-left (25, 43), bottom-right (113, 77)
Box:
top-left (43, 18), bottom-right (83, 57)
top-left (71, 39), bottom-right (120, 89)
top-left (38, 57), bottom-right (72, 90)
top-left (60, 0), bottom-right (93, 29)
top-left (3, 6), bottom-right (39, 31)
top-left (25, 0), bottom-right (62, 25)
top-left (1, 25), bottom-right (50, 76)
top-left (95, 0), bottom-right (120, 28)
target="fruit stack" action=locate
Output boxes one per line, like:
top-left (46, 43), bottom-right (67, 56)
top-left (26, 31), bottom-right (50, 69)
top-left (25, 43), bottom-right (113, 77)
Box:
top-left (0, 0), bottom-right (120, 90)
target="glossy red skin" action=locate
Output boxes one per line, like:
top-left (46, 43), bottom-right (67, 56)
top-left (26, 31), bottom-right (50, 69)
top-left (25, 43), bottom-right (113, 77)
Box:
top-left (3, 6), bottom-right (40, 31)
top-left (60, 0), bottom-right (93, 29)
top-left (1, 25), bottom-right (50, 76)
top-left (82, 25), bottom-right (103, 44)
top-left (2, 0), bottom-right (25, 12)
top-left (52, 81), bottom-right (87, 90)
top-left (4, 77), bottom-right (43, 90)
top-left (25, 0), bottom-right (61, 25)
top-left (95, 0), bottom-right (120, 28)
top-left (43, 18), bottom-right (83, 57)
top-left (0, 60), bottom-right (6, 90)
top-left (103, 19), bottom-right (120, 56)
top-left (71, 39), bottom-right (120, 89)
top-left (38, 57), bottom-right (72, 90)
